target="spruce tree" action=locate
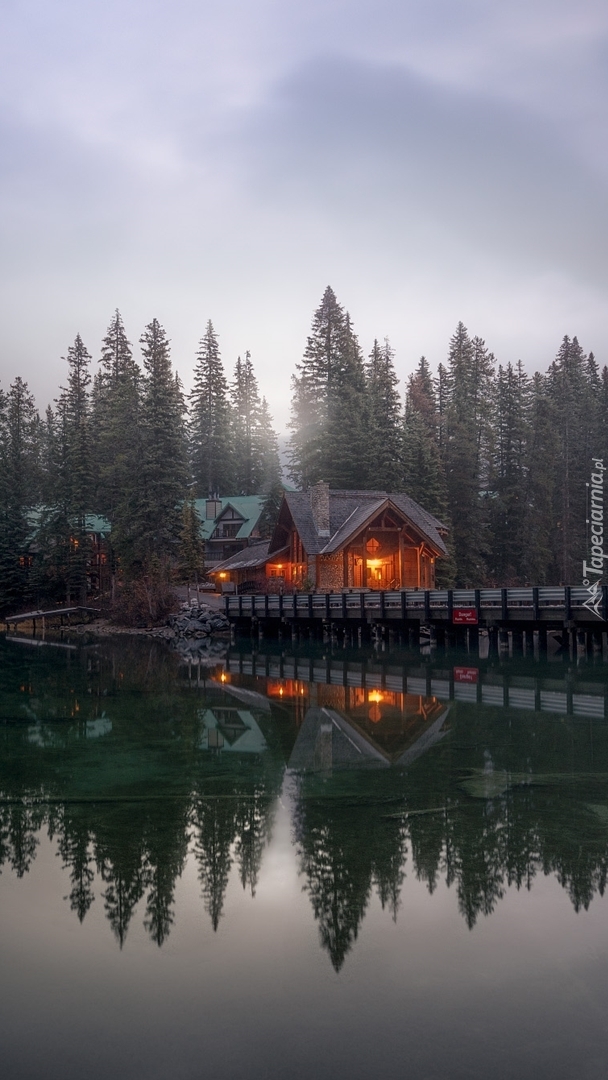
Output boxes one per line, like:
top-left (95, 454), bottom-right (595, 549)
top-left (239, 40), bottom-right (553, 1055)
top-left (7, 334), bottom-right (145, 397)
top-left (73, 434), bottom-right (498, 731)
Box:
top-left (289, 286), bottom-right (345, 487)
top-left (289, 288), bottom-right (369, 488)
top-left (402, 358), bottom-right (455, 585)
top-left (366, 338), bottom-right (402, 489)
top-left (324, 312), bottom-right (370, 488)
top-left (256, 398), bottom-right (284, 537)
top-left (0, 378), bottom-right (40, 613)
top-left (520, 373), bottom-right (557, 583)
top-left (178, 495), bottom-right (205, 601)
top-left (93, 310), bottom-right (142, 527)
top-left (34, 336), bottom-right (93, 604)
top-left (231, 351), bottom-right (261, 494)
top-left (190, 321), bottom-right (233, 496)
top-left (441, 324), bottom-right (494, 585)
top-left (487, 362), bottom-right (530, 583)
top-left (545, 335), bottom-right (597, 582)
top-left (131, 319), bottom-right (187, 572)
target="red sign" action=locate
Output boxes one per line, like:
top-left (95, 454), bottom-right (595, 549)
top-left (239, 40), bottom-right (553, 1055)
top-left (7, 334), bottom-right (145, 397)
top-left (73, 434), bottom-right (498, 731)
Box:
top-left (453, 607), bottom-right (478, 625)
top-left (454, 667), bottom-right (479, 683)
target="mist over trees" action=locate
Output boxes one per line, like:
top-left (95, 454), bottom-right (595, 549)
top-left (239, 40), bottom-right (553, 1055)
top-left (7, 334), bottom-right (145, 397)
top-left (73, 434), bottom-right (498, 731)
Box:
top-left (0, 287), bottom-right (605, 615)
top-left (288, 288), bottom-right (607, 588)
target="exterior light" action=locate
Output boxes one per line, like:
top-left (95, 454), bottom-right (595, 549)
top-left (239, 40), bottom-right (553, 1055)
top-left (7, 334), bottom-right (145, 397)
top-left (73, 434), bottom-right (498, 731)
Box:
top-left (368, 690), bottom-right (383, 703)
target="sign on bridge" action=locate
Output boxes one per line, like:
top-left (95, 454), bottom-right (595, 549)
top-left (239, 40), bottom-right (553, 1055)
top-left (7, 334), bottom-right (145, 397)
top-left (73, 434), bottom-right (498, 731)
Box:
top-left (452, 608), bottom-right (478, 625)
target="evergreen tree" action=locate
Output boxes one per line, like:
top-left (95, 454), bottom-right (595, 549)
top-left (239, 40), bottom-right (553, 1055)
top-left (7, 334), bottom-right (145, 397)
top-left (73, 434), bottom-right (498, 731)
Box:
top-left (178, 494), bottom-right (205, 600)
top-left (365, 338), bottom-right (402, 489)
top-left (0, 378), bottom-right (40, 613)
top-left (126, 319), bottom-right (187, 575)
top-left (34, 336), bottom-right (92, 604)
top-left (487, 362), bottom-right (530, 583)
top-left (545, 335), bottom-right (597, 582)
top-left (92, 310), bottom-right (142, 525)
top-left (231, 351), bottom-right (264, 494)
top-left (323, 312), bottom-right (370, 488)
top-left (402, 358), bottom-right (455, 586)
top-left (441, 324), bottom-right (494, 585)
top-left (289, 286), bottom-right (344, 487)
top-left (256, 396), bottom-right (284, 538)
top-left (520, 373), bottom-right (557, 583)
top-left (190, 321), bottom-right (233, 496)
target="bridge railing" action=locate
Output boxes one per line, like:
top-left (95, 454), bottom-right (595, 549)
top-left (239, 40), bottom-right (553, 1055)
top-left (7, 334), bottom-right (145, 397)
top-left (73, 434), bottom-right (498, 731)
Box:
top-left (224, 586), bottom-right (606, 619)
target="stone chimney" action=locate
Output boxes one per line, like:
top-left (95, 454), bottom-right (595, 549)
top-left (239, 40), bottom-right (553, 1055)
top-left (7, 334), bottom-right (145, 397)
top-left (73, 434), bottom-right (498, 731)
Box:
top-left (310, 481), bottom-right (330, 537)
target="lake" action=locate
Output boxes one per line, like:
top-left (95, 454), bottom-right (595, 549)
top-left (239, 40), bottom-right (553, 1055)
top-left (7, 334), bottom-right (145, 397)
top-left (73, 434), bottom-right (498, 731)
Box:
top-left (1, 630), bottom-right (608, 1079)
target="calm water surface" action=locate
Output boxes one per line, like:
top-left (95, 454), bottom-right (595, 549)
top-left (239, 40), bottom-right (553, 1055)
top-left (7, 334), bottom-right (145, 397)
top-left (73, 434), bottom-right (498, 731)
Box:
top-left (1, 631), bottom-right (608, 1079)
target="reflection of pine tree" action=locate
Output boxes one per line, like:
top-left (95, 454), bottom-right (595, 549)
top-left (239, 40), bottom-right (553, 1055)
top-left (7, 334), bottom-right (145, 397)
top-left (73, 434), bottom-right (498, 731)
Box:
top-left (0, 804), bottom-right (43, 877)
top-left (142, 801), bottom-right (190, 947)
top-left (371, 815), bottom-right (407, 922)
top-left (452, 804), bottom-right (507, 929)
top-left (293, 795), bottom-right (371, 972)
top-left (56, 809), bottom-right (95, 922)
top-left (95, 810), bottom-right (148, 947)
top-left (193, 798), bottom-right (237, 931)
top-left (234, 793), bottom-right (274, 897)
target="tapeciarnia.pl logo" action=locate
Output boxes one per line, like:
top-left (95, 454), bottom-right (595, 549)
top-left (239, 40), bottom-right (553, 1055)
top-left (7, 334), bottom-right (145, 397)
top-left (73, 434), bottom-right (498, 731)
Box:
top-left (582, 458), bottom-right (605, 618)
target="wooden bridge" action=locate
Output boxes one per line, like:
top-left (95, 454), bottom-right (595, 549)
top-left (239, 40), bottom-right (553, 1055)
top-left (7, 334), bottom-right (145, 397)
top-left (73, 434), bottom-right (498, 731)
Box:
top-left (3, 606), bottom-right (100, 633)
top-left (224, 586), bottom-right (608, 649)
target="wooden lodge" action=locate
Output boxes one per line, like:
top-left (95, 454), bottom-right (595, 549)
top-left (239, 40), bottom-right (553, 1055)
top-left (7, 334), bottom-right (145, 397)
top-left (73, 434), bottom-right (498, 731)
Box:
top-left (209, 482), bottom-right (448, 593)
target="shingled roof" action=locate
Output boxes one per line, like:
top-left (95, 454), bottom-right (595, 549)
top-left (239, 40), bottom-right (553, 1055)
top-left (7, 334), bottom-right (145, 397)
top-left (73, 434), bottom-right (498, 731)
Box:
top-left (275, 490), bottom-right (447, 556)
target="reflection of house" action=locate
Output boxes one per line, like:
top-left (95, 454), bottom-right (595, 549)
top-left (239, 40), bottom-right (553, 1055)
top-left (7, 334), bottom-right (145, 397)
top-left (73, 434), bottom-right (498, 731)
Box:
top-left (195, 497), bottom-right (264, 569)
top-left (199, 707), bottom-right (267, 754)
top-left (288, 698), bottom-right (449, 772)
top-left (209, 482), bottom-right (448, 591)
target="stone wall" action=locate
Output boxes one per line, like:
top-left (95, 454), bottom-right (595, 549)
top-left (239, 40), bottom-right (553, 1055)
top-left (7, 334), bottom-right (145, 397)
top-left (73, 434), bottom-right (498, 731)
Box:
top-left (317, 553), bottom-right (344, 591)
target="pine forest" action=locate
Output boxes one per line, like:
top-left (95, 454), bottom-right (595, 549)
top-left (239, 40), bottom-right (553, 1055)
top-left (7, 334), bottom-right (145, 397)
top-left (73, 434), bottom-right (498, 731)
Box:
top-left (1, 288), bottom-right (605, 617)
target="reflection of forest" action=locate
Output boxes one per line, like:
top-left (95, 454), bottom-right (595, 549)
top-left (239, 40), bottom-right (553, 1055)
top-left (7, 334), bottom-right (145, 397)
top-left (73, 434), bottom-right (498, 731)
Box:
top-left (0, 637), bottom-right (284, 947)
top-left (2, 637), bottom-right (608, 970)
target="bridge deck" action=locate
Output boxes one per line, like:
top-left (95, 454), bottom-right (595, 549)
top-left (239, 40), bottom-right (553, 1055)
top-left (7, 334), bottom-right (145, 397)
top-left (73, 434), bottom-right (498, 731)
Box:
top-left (224, 586), bottom-right (608, 626)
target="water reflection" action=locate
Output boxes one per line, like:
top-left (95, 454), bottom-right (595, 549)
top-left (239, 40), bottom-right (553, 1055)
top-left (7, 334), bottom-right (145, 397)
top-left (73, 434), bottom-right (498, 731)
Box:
top-left (2, 634), bottom-right (608, 968)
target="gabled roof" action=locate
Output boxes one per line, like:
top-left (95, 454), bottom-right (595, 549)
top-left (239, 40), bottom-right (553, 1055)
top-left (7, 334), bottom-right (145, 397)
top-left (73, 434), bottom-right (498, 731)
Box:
top-left (275, 490), bottom-right (447, 557)
top-left (208, 541), bottom-right (289, 574)
top-left (195, 496), bottom-right (264, 540)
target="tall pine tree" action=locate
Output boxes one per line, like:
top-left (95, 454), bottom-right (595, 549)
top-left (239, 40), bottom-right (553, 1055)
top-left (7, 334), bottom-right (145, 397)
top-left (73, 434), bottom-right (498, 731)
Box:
top-left (365, 338), bottom-right (402, 489)
top-left (190, 321), bottom-right (233, 496)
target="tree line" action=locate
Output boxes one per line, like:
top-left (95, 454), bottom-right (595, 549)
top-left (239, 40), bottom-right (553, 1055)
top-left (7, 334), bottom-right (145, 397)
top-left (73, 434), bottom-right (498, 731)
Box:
top-left (1, 287), bottom-right (605, 615)
top-left (0, 313), bottom-right (282, 615)
top-left (288, 286), bottom-right (608, 586)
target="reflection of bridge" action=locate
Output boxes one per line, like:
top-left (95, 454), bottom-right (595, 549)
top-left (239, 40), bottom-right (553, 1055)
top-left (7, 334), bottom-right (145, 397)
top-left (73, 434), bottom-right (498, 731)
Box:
top-left (225, 652), bottom-right (608, 720)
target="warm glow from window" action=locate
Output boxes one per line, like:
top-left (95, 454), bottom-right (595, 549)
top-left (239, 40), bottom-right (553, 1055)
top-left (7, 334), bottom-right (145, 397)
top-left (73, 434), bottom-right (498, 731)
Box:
top-left (368, 690), bottom-right (383, 703)
top-left (219, 572), bottom-right (226, 578)
top-left (220, 672), bottom-right (227, 683)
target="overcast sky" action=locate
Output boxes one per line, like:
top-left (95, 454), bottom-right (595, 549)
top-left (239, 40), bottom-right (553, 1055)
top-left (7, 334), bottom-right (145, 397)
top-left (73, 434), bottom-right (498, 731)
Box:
top-left (1, 0), bottom-right (607, 430)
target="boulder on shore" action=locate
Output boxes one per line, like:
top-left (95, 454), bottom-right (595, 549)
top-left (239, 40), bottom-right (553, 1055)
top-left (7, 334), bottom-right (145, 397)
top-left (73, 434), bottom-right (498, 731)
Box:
top-left (167, 604), bottom-right (230, 639)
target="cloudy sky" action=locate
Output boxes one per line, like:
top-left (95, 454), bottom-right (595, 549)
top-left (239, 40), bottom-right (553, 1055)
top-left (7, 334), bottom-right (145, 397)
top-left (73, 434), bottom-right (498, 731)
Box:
top-left (1, 0), bottom-right (607, 429)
